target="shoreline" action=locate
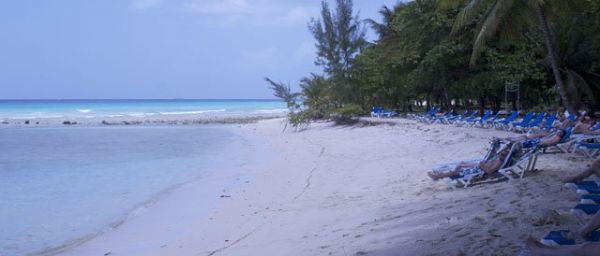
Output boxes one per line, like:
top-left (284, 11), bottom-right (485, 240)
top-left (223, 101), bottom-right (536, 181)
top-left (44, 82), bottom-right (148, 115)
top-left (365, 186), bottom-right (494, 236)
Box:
top-left (0, 114), bottom-right (285, 128)
top-left (0, 125), bottom-right (261, 256)
top-left (14, 118), bottom-right (592, 255)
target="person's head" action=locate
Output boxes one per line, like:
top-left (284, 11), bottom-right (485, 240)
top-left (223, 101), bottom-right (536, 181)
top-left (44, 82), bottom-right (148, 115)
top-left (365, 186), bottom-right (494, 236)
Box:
top-left (498, 143), bottom-right (512, 160)
top-left (556, 129), bottom-right (566, 139)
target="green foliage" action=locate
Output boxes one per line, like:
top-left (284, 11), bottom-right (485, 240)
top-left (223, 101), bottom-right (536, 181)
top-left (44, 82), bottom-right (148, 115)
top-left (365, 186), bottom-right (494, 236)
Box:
top-left (328, 103), bottom-right (363, 125)
top-left (308, 0), bottom-right (367, 104)
top-left (267, 0), bottom-right (600, 131)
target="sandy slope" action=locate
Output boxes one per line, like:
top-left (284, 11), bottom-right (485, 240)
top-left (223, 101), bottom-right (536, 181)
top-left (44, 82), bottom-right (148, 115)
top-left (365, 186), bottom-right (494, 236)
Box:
top-left (59, 118), bottom-right (593, 256)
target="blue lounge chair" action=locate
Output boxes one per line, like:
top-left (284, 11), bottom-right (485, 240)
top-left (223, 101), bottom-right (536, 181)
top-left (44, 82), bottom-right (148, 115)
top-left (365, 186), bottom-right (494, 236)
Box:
top-left (371, 106), bottom-right (383, 118)
top-left (517, 112), bottom-right (545, 132)
top-left (498, 146), bottom-right (540, 179)
top-left (540, 113), bottom-right (557, 131)
top-left (565, 180), bottom-right (600, 195)
top-left (565, 180), bottom-right (600, 190)
top-left (447, 110), bottom-right (470, 124)
top-left (418, 107), bottom-right (440, 123)
top-left (371, 106), bottom-right (396, 118)
top-left (471, 110), bottom-right (492, 127)
top-left (448, 143), bottom-right (529, 187)
top-left (456, 110), bottom-right (478, 126)
top-left (581, 194), bottom-right (600, 204)
top-left (541, 230), bottom-right (600, 246)
top-left (567, 111), bottom-right (578, 122)
top-left (494, 111), bottom-right (519, 129)
top-left (442, 110), bottom-right (467, 124)
top-left (409, 107), bottom-right (434, 120)
top-left (542, 127), bottom-right (573, 154)
top-left (382, 108), bottom-right (396, 118)
top-left (481, 112), bottom-right (501, 128)
top-left (572, 142), bottom-right (600, 158)
top-left (576, 186), bottom-right (600, 195)
top-left (509, 112), bottom-right (535, 131)
top-left (571, 204), bottom-right (600, 215)
top-left (430, 109), bottom-right (454, 124)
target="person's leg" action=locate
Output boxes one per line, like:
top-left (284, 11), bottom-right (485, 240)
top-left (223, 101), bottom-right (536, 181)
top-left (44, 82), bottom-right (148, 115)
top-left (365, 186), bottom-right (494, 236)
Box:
top-left (563, 160), bottom-right (600, 183)
top-left (579, 211), bottom-right (600, 238)
top-left (427, 168), bottom-right (464, 180)
top-left (502, 135), bottom-right (528, 142)
top-left (452, 162), bottom-right (477, 173)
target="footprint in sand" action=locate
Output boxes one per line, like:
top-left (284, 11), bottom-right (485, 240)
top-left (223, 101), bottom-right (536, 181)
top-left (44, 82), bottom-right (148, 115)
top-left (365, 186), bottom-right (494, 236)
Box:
top-left (471, 216), bottom-right (485, 224)
top-left (502, 217), bottom-right (518, 226)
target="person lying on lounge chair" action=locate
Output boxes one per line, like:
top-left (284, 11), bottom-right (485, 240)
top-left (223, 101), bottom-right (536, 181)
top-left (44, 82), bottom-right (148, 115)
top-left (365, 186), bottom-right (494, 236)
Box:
top-left (427, 143), bottom-right (513, 180)
top-left (563, 159), bottom-right (600, 183)
top-left (499, 129), bottom-right (567, 148)
top-left (573, 115), bottom-right (597, 134)
top-left (521, 211), bottom-right (600, 256)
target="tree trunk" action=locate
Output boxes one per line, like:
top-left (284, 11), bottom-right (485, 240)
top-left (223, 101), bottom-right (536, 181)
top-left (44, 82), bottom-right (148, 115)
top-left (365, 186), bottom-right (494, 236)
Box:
top-left (478, 95), bottom-right (485, 116)
top-left (534, 4), bottom-right (578, 116)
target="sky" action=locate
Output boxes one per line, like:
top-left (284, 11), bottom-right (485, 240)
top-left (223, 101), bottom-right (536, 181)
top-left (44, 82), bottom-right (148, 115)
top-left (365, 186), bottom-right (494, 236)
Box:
top-left (0, 0), bottom-right (399, 99)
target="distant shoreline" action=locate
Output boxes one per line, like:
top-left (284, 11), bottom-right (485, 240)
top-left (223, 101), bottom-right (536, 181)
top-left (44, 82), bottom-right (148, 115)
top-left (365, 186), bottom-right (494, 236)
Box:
top-left (0, 114), bottom-right (286, 128)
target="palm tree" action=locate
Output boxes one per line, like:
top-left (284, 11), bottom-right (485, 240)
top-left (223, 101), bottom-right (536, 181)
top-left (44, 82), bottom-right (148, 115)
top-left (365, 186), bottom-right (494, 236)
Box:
top-left (447, 0), bottom-right (581, 115)
top-left (364, 5), bottom-right (398, 42)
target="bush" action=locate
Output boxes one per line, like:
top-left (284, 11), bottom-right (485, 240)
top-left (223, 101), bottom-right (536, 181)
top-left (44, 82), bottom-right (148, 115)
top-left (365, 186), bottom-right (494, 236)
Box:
top-left (329, 104), bottom-right (363, 125)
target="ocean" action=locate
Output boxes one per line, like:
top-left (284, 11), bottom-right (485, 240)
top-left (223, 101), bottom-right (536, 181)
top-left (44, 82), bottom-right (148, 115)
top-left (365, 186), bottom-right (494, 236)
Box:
top-left (0, 116), bottom-right (265, 255)
top-left (0, 99), bottom-right (287, 120)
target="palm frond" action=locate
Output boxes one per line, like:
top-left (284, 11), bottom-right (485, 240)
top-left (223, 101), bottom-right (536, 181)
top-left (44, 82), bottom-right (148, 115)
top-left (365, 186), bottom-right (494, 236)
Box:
top-left (451, 0), bottom-right (485, 35)
top-left (567, 69), bottom-right (597, 103)
top-left (470, 0), bottom-right (516, 66)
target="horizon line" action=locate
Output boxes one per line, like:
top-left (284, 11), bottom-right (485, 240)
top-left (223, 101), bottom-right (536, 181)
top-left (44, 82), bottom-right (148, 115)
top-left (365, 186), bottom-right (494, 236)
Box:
top-left (0, 98), bottom-right (282, 101)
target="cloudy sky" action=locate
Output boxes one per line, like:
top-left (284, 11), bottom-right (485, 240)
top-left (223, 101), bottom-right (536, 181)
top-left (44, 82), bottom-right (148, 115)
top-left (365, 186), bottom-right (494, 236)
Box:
top-left (0, 0), bottom-right (398, 99)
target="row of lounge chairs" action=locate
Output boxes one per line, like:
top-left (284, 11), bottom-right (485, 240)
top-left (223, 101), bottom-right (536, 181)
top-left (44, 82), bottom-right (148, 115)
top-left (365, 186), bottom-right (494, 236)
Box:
top-left (414, 107), bottom-right (600, 159)
top-left (409, 107), bottom-right (600, 252)
top-left (432, 127), bottom-right (599, 188)
top-left (424, 109), bottom-right (600, 188)
top-left (414, 108), bottom-right (572, 133)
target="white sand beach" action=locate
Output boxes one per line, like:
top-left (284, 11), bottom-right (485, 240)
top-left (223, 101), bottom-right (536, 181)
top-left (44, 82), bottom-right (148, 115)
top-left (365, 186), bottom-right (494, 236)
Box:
top-left (56, 118), bottom-right (592, 256)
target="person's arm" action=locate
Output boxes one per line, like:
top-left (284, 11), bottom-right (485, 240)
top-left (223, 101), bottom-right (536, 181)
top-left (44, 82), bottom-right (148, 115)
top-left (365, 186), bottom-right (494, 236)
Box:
top-left (579, 211), bottom-right (600, 237)
top-left (563, 160), bottom-right (600, 182)
top-left (479, 159), bottom-right (502, 174)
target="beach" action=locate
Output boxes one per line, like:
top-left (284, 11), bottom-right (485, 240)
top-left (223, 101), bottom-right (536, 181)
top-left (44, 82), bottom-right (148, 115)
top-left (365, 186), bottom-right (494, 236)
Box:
top-left (45, 118), bottom-right (591, 256)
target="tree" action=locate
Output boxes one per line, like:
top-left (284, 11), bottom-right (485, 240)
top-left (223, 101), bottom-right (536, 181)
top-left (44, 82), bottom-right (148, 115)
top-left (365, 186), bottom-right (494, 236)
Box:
top-left (448, 0), bottom-right (582, 115)
top-left (308, 0), bottom-right (367, 104)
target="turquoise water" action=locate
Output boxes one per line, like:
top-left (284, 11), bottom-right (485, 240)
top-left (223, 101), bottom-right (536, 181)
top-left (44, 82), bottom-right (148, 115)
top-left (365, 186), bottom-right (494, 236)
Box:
top-left (0, 126), bottom-right (256, 255)
top-left (0, 99), bottom-right (287, 119)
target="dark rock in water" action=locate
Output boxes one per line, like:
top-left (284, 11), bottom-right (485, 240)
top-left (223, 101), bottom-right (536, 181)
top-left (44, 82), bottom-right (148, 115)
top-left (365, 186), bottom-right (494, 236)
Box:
top-left (35, 122), bottom-right (39, 125)
top-left (101, 120), bottom-right (110, 125)
top-left (24, 120), bottom-right (30, 124)
top-left (1, 121), bottom-right (8, 125)
top-left (63, 121), bottom-right (71, 125)
top-left (71, 121), bottom-right (78, 125)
